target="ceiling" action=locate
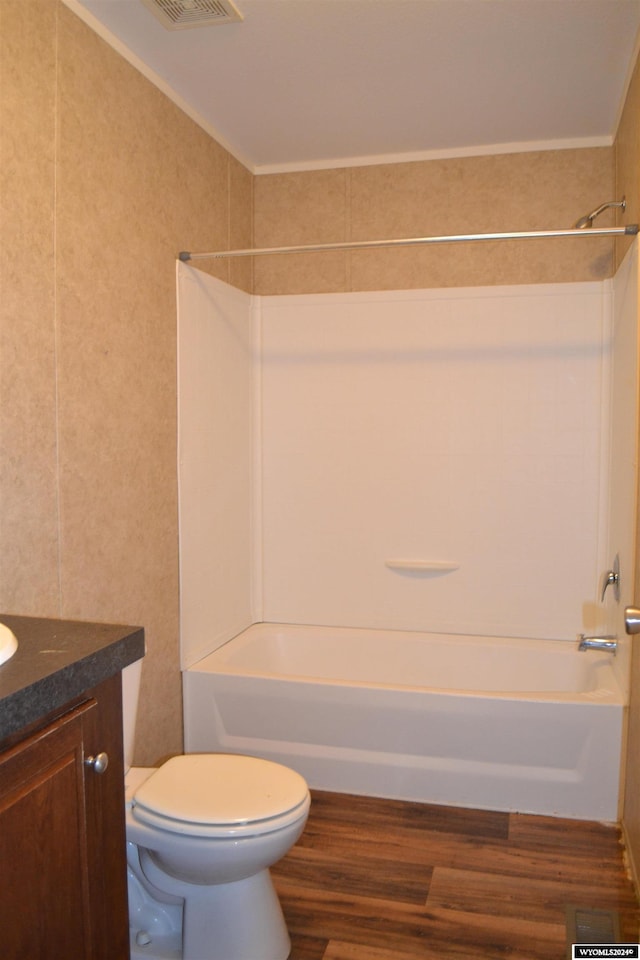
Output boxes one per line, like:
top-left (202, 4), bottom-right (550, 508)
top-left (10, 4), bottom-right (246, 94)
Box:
top-left (67, 0), bottom-right (640, 174)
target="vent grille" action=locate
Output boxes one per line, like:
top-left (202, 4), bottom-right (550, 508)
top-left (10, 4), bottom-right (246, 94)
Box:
top-left (140, 0), bottom-right (243, 30)
top-left (566, 906), bottom-right (621, 957)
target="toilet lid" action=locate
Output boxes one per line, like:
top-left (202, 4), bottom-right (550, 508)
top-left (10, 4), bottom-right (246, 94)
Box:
top-left (132, 754), bottom-right (309, 833)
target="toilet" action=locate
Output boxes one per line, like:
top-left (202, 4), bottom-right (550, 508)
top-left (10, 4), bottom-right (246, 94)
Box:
top-left (122, 661), bottom-right (310, 960)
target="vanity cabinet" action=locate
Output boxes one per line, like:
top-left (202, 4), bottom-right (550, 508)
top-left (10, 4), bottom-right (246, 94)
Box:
top-left (0, 673), bottom-right (129, 959)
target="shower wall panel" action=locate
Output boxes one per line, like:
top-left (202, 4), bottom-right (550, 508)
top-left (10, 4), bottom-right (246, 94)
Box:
top-left (259, 282), bottom-right (609, 641)
top-left (178, 266), bottom-right (255, 668)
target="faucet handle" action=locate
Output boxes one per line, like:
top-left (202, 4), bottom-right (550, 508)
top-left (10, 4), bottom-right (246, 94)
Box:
top-left (601, 555), bottom-right (621, 602)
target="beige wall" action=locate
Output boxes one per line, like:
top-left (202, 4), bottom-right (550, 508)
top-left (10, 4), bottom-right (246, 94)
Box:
top-left (254, 148), bottom-right (615, 295)
top-left (616, 51), bottom-right (640, 885)
top-left (0, 1), bottom-right (252, 765)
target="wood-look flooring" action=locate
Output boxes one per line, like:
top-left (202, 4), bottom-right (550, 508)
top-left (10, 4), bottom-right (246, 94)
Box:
top-left (272, 791), bottom-right (640, 960)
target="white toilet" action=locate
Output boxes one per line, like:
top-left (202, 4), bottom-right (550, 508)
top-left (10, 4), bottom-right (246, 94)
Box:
top-left (122, 661), bottom-right (310, 960)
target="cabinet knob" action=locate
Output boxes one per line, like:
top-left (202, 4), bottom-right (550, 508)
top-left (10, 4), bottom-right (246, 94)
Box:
top-left (85, 751), bottom-right (109, 774)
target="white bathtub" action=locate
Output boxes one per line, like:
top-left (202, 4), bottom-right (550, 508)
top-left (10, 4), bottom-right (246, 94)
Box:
top-left (183, 623), bottom-right (626, 820)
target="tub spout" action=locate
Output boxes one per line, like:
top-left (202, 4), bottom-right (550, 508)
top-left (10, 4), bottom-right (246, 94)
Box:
top-left (578, 634), bottom-right (617, 654)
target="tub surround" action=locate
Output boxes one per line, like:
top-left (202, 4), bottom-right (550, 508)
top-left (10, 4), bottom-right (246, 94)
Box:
top-left (178, 270), bottom-right (616, 662)
top-left (0, 614), bottom-right (144, 741)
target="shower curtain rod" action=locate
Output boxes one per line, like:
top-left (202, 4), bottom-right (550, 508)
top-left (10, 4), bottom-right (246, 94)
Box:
top-left (178, 224), bottom-right (639, 262)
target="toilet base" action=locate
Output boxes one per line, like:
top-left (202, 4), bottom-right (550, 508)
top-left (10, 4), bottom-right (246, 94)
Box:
top-left (128, 874), bottom-right (289, 960)
top-left (127, 842), bottom-right (183, 960)
top-left (140, 850), bottom-right (291, 960)
top-left (130, 930), bottom-right (182, 960)
top-left (184, 869), bottom-right (290, 960)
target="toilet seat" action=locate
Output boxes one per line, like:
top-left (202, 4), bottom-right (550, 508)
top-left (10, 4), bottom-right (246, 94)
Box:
top-left (131, 754), bottom-right (310, 838)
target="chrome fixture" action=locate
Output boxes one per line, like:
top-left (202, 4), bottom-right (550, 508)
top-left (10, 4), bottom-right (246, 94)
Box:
top-left (574, 199), bottom-right (626, 229)
top-left (179, 223), bottom-right (640, 262)
top-left (601, 555), bottom-right (620, 602)
top-left (625, 606), bottom-right (640, 635)
top-left (578, 634), bottom-right (617, 653)
top-left (85, 751), bottom-right (109, 774)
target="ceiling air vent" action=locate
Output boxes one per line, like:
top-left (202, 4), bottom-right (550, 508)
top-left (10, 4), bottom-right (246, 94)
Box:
top-left (140, 0), bottom-right (243, 30)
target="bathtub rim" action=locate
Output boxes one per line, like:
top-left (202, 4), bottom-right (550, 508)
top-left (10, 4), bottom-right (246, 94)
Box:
top-left (187, 620), bottom-right (625, 706)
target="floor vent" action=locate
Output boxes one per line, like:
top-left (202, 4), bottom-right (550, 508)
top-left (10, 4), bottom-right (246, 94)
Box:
top-left (566, 905), bottom-right (621, 957)
top-left (140, 0), bottom-right (243, 31)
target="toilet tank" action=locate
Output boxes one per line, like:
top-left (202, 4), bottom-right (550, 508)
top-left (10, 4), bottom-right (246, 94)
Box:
top-left (121, 659), bottom-right (143, 771)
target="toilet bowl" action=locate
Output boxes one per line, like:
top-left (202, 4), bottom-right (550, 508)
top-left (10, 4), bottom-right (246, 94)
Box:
top-left (122, 663), bottom-right (310, 960)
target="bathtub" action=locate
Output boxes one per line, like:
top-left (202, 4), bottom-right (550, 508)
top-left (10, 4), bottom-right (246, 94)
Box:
top-left (183, 623), bottom-right (626, 820)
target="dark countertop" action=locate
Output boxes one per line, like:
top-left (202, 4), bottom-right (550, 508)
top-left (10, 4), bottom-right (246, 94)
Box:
top-left (0, 614), bottom-right (145, 742)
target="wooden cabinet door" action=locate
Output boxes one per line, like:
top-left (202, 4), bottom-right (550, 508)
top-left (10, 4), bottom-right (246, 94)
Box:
top-left (82, 674), bottom-right (130, 960)
top-left (0, 700), bottom-right (97, 959)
